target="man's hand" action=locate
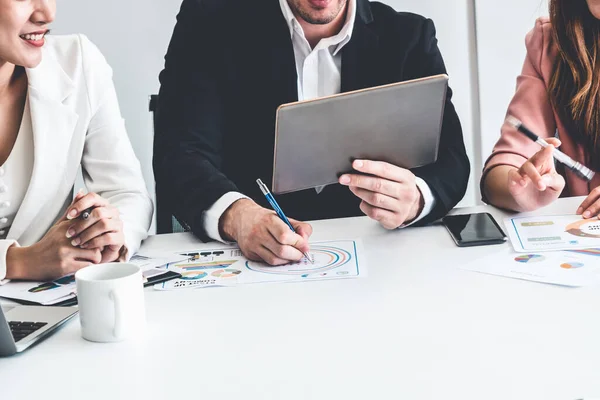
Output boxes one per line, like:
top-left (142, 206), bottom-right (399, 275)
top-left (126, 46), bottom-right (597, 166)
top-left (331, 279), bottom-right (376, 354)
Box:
top-left (219, 199), bottom-right (313, 265)
top-left (339, 160), bottom-right (424, 229)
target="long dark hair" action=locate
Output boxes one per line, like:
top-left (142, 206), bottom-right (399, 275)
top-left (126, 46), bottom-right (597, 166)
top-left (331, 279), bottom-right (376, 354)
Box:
top-left (549, 0), bottom-right (600, 170)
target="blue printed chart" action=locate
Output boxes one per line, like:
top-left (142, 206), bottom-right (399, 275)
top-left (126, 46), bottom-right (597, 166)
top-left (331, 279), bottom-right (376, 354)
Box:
top-left (505, 215), bottom-right (600, 252)
top-left (155, 240), bottom-right (364, 290)
top-left (242, 241), bottom-right (361, 284)
top-left (156, 249), bottom-right (243, 290)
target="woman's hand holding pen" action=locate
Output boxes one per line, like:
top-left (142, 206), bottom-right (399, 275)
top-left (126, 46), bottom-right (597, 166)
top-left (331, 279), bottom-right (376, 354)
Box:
top-left (64, 192), bottom-right (126, 263)
top-left (507, 137), bottom-right (565, 211)
top-left (220, 199), bottom-right (312, 266)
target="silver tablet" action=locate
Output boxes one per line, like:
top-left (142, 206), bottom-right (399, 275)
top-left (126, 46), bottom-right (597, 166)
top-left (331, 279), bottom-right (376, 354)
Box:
top-left (272, 74), bottom-right (448, 194)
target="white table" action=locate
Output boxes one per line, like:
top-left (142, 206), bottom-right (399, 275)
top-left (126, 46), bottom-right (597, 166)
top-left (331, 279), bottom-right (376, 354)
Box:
top-left (1, 198), bottom-right (600, 400)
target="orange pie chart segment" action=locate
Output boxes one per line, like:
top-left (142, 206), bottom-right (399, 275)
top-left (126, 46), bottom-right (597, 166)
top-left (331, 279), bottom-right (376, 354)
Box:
top-left (560, 262), bottom-right (585, 270)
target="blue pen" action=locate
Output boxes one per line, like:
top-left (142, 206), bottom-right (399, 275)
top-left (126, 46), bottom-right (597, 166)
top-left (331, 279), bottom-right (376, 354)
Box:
top-left (256, 179), bottom-right (313, 264)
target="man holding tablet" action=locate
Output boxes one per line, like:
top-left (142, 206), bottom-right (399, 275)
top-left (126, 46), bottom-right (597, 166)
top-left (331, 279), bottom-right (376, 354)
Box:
top-left (154, 0), bottom-right (470, 265)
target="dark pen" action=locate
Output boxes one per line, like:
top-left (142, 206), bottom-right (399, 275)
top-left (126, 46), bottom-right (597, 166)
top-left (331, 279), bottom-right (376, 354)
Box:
top-left (506, 116), bottom-right (595, 181)
top-left (256, 179), bottom-right (313, 264)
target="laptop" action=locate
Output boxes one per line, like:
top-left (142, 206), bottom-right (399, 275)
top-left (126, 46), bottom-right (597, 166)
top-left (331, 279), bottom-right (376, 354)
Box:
top-left (272, 74), bottom-right (448, 194)
top-left (0, 304), bottom-right (77, 356)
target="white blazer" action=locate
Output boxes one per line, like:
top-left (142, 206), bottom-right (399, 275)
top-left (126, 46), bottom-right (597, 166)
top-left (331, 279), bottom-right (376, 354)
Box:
top-left (0, 34), bottom-right (153, 280)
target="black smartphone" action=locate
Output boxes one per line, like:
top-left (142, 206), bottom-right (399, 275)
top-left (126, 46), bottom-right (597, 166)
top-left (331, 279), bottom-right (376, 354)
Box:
top-left (442, 212), bottom-right (507, 247)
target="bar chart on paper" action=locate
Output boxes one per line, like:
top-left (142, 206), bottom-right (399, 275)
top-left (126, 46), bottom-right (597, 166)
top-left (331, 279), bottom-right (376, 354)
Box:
top-left (506, 215), bottom-right (600, 252)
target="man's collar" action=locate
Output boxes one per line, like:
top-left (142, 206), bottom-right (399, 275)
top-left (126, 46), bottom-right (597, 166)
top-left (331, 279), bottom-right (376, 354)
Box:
top-left (279, 0), bottom-right (298, 37)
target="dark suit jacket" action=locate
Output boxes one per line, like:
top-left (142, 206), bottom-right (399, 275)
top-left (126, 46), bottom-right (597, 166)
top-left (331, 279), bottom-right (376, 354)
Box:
top-left (154, 0), bottom-right (471, 240)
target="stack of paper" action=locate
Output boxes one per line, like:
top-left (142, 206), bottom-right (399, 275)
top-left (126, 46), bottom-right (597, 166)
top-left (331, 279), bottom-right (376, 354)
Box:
top-left (0, 251), bottom-right (186, 305)
top-left (0, 275), bottom-right (77, 305)
top-left (461, 215), bottom-right (600, 287)
top-left (129, 251), bottom-right (188, 272)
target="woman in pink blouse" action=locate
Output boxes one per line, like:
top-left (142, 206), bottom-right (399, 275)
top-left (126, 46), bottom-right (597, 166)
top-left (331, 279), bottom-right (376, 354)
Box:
top-left (482, 0), bottom-right (600, 217)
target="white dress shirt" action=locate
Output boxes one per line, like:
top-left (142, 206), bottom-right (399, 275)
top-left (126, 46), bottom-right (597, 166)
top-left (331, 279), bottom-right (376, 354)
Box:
top-left (202, 0), bottom-right (436, 242)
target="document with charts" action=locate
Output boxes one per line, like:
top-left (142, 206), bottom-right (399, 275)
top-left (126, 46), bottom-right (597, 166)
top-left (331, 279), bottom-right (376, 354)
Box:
top-left (0, 275), bottom-right (77, 305)
top-left (154, 239), bottom-right (366, 290)
top-left (0, 250), bottom-right (187, 304)
top-left (461, 247), bottom-right (600, 287)
top-left (505, 215), bottom-right (600, 252)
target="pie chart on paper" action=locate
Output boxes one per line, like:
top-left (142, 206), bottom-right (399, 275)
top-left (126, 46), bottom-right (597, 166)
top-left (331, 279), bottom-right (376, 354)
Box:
top-left (514, 254), bottom-right (545, 263)
top-left (560, 262), bottom-right (585, 270)
top-left (211, 269), bottom-right (242, 278)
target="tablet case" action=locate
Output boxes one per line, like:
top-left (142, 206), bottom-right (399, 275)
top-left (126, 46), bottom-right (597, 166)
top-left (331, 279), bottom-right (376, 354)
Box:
top-left (272, 74), bottom-right (448, 194)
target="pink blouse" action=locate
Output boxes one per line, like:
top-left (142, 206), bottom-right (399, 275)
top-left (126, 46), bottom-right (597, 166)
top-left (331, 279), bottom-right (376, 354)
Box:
top-left (483, 17), bottom-right (598, 198)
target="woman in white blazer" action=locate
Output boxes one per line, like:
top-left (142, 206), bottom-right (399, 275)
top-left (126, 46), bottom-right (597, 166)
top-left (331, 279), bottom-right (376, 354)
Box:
top-left (0, 0), bottom-right (153, 281)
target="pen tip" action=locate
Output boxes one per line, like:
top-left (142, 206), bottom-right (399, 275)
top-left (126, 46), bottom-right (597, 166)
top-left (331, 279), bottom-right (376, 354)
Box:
top-left (505, 115), bottom-right (522, 129)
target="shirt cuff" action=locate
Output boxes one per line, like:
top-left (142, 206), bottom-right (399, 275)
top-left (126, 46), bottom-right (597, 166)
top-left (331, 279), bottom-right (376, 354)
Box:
top-left (400, 177), bottom-right (437, 228)
top-left (202, 192), bottom-right (249, 243)
top-left (0, 240), bottom-right (20, 282)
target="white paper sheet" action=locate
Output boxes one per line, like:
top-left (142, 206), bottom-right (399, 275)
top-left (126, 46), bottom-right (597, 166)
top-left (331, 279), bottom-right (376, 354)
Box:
top-left (154, 239), bottom-right (366, 290)
top-left (0, 275), bottom-right (77, 305)
top-left (461, 247), bottom-right (600, 287)
top-left (0, 251), bottom-right (188, 304)
top-left (505, 215), bottom-right (600, 252)
top-left (129, 251), bottom-right (188, 271)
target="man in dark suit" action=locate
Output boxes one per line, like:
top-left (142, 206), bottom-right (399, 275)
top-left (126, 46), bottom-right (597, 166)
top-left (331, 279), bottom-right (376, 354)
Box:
top-left (154, 0), bottom-right (470, 265)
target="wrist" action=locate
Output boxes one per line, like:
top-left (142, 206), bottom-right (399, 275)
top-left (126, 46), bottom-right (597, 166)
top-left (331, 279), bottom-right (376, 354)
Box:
top-left (406, 185), bottom-right (425, 224)
top-left (6, 245), bottom-right (29, 280)
top-left (219, 198), bottom-right (256, 242)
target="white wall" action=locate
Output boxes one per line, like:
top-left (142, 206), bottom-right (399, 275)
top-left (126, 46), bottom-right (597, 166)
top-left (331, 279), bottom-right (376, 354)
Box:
top-left (475, 0), bottom-right (549, 163)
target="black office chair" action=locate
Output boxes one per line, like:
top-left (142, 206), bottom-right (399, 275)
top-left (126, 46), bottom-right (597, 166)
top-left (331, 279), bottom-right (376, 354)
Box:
top-left (149, 94), bottom-right (189, 234)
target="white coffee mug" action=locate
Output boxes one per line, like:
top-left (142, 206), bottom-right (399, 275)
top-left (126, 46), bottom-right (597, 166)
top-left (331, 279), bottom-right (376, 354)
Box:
top-left (75, 263), bottom-right (145, 343)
